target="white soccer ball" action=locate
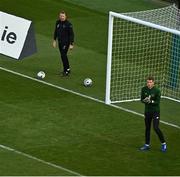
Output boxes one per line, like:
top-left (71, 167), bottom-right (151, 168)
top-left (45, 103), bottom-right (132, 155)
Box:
top-left (37, 71), bottom-right (45, 79)
top-left (83, 78), bottom-right (92, 87)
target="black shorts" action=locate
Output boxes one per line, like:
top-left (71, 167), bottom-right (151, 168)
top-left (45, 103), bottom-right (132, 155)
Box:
top-left (145, 112), bottom-right (160, 120)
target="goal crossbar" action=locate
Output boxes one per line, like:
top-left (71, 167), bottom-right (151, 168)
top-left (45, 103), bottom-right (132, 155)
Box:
top-left (109, 11), bottom-right (180, 36)
top-left (106, 7), bottom-right (180, 104)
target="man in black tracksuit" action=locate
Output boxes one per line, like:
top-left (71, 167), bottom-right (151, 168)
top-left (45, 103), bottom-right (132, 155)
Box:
top-left (175, 0), bottom-right (180, 9)
top-left (140, 76), bottom-right (167, 152)
top-left (53, 11), bottom-right (74, 76)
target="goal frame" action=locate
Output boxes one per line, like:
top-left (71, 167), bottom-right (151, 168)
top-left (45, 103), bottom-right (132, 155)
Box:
top-left (105, 11), bottom-right (180, 104)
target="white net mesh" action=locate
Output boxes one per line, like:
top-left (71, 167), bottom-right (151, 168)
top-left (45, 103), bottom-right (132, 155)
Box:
top-left (123, 5), bottom-right (180, 30)
top-left (108, 5), bottom-right (180, 103)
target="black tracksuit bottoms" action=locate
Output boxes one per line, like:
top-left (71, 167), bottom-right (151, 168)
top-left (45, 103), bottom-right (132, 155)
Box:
top-left (58, 43), bottom-right (70, 72)
top-left (144, 112), bottom-right (165, 145)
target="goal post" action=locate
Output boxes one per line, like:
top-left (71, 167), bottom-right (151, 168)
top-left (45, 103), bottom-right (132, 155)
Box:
top-left (105, 13), bottom-right (114, 105)
top-left (105, 5), bottom-right (180, 104)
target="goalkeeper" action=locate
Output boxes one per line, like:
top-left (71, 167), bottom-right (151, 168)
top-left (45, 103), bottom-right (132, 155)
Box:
top-left (140, 76), bottom-right (167, 152)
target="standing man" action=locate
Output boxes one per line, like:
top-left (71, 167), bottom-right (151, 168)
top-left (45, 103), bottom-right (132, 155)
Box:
top-left (175, 0), bottom-right (180, 9)
top-left (140, 76), bottom-right (167, 152)
top-left (53, 11), bottom-right (74, 76)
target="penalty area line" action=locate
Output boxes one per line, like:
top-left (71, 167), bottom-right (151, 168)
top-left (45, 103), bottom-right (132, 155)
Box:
top-left (0, 144), bottom-right (84, 176)
top-left (0, 66), bottom-right (179, 130)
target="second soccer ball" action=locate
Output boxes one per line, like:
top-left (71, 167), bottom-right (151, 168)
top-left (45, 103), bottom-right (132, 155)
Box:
top-left (83, 78), bottom-right (93, 87)
top-left (37, 71), bottom-right (46, 79)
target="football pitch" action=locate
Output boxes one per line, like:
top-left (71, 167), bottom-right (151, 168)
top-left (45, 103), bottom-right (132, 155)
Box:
top-left (0, 0), bottom-right (180, 175)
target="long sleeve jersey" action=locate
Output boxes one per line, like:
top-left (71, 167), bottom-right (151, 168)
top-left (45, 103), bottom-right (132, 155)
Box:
top-left (53, 20), bottom-right (74, 45)
top-left (141, 86), bottom-right (161, 113)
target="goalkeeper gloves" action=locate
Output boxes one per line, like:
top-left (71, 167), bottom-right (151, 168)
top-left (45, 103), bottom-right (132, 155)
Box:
top-left (143, 96), bottom-right (155, 104)
top-left (143, 96), bottom-right (151, 104)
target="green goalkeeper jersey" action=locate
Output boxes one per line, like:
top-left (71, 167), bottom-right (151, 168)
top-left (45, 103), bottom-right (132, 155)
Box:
top-left (141, 86), bottom-right (161, 113)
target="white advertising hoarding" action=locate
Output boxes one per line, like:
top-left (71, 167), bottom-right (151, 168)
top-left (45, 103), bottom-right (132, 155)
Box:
top-left (0, 11), bottom-right (37, 59)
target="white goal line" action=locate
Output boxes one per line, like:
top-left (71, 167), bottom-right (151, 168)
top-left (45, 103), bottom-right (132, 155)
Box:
top-left (111, 97), bottom-right (180, 104)
top-left (0, 66), bottom-right (179, 130)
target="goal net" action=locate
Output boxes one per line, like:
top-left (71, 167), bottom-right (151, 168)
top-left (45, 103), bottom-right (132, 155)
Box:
top-left (105, 5), bottom-right (180, 104)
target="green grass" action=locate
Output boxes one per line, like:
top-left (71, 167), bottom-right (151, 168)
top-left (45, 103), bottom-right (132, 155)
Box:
top-left (64, 0), bottom-right (169, 13)
top-left (0, 0), bottom-right (180, 175)
top-left (0, 69), bottom-right (180, 176)
top-left (118, 99), bottom-right (180, 125)
top-left (0, 148), bottom-right (72, 175)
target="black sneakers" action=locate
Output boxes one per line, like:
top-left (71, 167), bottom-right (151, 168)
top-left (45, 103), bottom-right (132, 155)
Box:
top-left (61, 69), bottom-right (70, 77)
top-left (61, 71), bottom-right (69, 77)
top-left (67, 68), bottom-right (71, 74)
top-left (140, 144), bottom-right (150, 151)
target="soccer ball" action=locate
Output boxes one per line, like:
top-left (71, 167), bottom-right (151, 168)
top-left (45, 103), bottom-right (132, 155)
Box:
top-left (83, 78), bottom-right (92, 87)
top-left (37, 71), bottom-right (45, 79)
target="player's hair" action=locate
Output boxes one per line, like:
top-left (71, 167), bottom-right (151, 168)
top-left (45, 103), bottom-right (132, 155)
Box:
top-left (60, 10), bottom-right (66, 14)
top-left (59, 10), bottom-right (68, 19)
top-left (147, 76), bottom-right (154, 81)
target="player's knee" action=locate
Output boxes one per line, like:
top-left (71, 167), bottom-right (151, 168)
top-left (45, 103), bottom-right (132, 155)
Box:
top-left (153, 126), bottom-right (159, 132)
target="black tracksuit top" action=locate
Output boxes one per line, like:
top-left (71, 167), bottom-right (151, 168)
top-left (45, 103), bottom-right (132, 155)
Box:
top-left (53, 20), bottom-right (74, 45)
